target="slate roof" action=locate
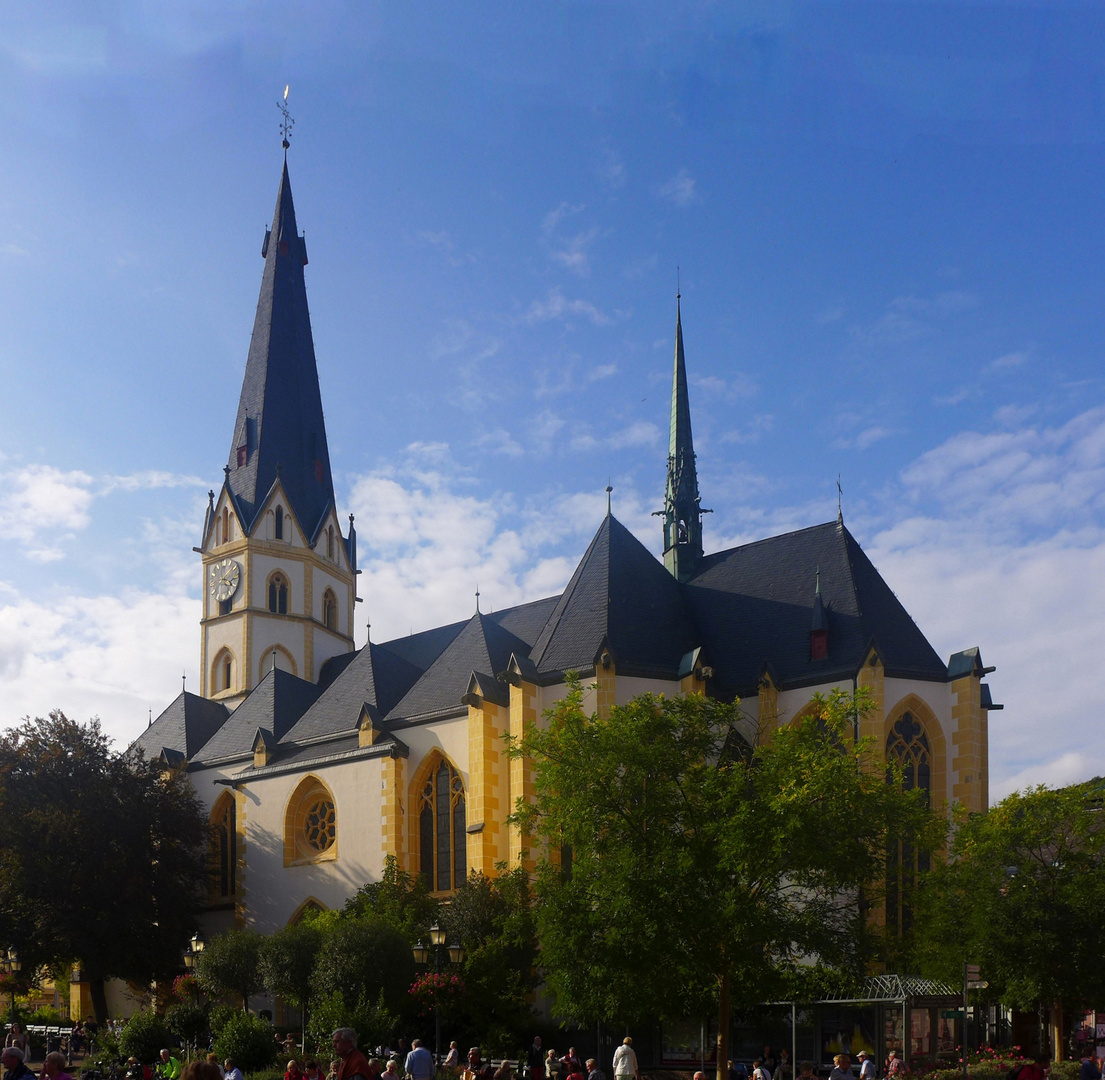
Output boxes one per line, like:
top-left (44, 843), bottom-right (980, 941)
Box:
top-left (384, 612), bottom-right (530, 723)
top-left (173, 517), bottom-right (951, 768)
top-left (191, 667), bottom-right (323, 764)
top-left (281, 642), bottom-right (423, 743)
top-left (529, 513), bottom-right (700, 678)
top-left (225, 160), bottom-right (335, 538)
top-left (132, 692), bottom-right (229, 761)
top-left (686, 518), bottom-right (947, 699)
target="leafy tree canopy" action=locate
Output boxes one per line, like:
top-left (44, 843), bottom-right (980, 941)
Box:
top-left (915, 781), bottom-right (1105, 1013)
top-left (311, 912), bottom-right (415, 1014)
top-left (0, 712), bottom-right (208, 1021)
top-left (344, 854), bottom-right (439, 941)
top-left (196, 929), bottom-right (265, 1011)
top-left (442, 866), bottom-right (538, 1050)
top-left (510, 681), bottom-right (938, 1080)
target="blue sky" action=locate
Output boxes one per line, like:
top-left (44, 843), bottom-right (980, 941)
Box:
top-left (1, 2), bottom-right (1104, 799)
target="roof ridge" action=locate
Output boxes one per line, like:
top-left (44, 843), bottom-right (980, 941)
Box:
top-left (702, 518), bottom-right (842, 563)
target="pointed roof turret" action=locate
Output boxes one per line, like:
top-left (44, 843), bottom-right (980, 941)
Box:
top-left (225, 160), bottom-right (335, 538)
top-left (661, 295), bottom-right (707, 581)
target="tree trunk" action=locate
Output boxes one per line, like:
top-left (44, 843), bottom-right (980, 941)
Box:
top-left (89, 974), bottom-right (110, 1025)
top-left (716, 970), bottom-right (731, 1080)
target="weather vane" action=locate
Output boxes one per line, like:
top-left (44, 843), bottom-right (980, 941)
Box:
top-left (278, 84), bottom-right (294, 151)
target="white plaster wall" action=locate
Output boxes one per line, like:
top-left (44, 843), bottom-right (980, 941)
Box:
top-left (403, 715), bottom-right (470, 786)
top-left (614, 674), bottom-right (681, 704)
top-left (235, 755), bottom-right (385, 932)
top-left (773, 680), bottom-right (854, 726)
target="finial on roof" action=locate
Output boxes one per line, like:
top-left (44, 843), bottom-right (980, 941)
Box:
top-left (223, 465), bottom-right (230, 481)
top-left (815, 564), bottom-right (821, 595)
top-left (148, 708), bottom-right (152, 727)
top-left (208, 489), bottom-right (215, 506)
top-left (182, 670), bottom-right (186, 693)
top-left (278, 85), bottom-right (294, 152)
top-left (366, 613), bottom-right (371, 643)
top-left (349, 513), bottom-right (355, 526)
top-left (475, 584), bottom-right (480, 614)
top-left (837, 474), bottom-right (843, 522)
top-left (606, 482), bottom-right (613, 515)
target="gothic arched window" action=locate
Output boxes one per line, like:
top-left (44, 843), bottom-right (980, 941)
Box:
top-left (275, 506), bottom-right (284, 540)
top-left (886, 711), bottom-right (932, 936)
top-left (212, 648), bottom-right (235, 694)
top-left (419, 758), bottom-right (467, 892)
top-left (322, 589), bottom-right (338, 632)
top-left (268, 572), bottom-right (289, 614)
top-left (326, 526), bottom-right (334, 560)
top-left (210, 793), bottom-right (237, 900)
top-left (284, 777), bottom-right (338, 865)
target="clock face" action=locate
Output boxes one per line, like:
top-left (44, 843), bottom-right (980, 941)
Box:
top-left (209, 558), bottom-right (241, 603)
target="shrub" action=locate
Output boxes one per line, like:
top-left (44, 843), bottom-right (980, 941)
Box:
top-left (119, 1009), bottom-right (173, 1065)
top-left (209, 1004), bottom-right (242, 1039)
top-left (165, 1001), bottom-right (209, 1044)
top-left (1050, 1064), bottom-right (1079, 1080)
top-left (307, 989), bottom-right (396, 1058)
top-left (213, 1013), bottom-right (278, 1073)
top-left (28, 1006), bottom-right (69, 1026)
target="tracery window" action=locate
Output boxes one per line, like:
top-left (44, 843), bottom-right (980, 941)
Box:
top-left (885, 711), bottom-right (932, 936)
top-left (210, 793), bottom-right (237, 900)
top-left (284, 778), bottom-right (338, 865)
top-left (268, 572), bottom-right (289, 614)
top-left (419, 758), bottom-right (467, 892)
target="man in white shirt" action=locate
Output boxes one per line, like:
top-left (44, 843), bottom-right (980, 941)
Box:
top-left (612, 1039), bottom-right (639, 1080)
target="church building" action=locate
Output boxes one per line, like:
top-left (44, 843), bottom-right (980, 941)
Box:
top-left (133, 154), bottom-right (999, 941)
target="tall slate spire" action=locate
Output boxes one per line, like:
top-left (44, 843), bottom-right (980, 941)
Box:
top-left (661, 295), bottom-right (706, 581)
top-left (225, 160), bottom-right (334, 537)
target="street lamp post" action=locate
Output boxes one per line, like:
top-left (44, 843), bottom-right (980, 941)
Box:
top-left (412, 924), bottom-right (464, 1066)
top-left (181, 935), bottom-right (205, 1060)
top-left (2, 949), bottom-right (21, 1028)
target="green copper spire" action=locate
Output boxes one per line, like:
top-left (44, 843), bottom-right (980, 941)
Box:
top-left (661, 294), bottom-right (707, 581)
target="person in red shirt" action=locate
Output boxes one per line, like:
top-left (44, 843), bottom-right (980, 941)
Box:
top-left (333, 1030), bottom-right (371, 1080)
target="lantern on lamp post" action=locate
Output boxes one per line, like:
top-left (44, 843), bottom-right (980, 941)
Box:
top-left (411, 924), bottom-right (464, 1065)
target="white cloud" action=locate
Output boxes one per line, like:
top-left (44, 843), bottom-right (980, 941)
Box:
top-left (658, 168), bottom-right (698, 207)
top-left (524, 288), bottom-right (612, 326)
top-left (607, 420), bottom-right (661, 449)
top-left (866, 403), bottom-right (1105, 800)
top-left (989, 350), bottom-right (1029, 371)
top-left (550, 227), bottom-right (599, 277)
top-left (542, 202), bottom-right (585, 235)
top-left (586, 363), bottom-right (618, 383)
top-left (596, 146), bottom-right (626, 189)
top-left (475, 429), bottom-right (524, 457)
top-left (0, 464), bottom-right (94, 560)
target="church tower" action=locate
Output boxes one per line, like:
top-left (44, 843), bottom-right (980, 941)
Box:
top-left (198, 157), bottom-right (356, 706)
top-left (661, 295), bottom-right (707, 582)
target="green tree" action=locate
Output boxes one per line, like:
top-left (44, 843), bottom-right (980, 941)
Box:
top-left (311, 912), bottom-right (415, 1015)
top-left (260, 920), bottom-right (323, 1051)
top-left (196, 929), bottom-right (265, 1011)
top-left (0, 712), bottom-right (208, 1022)
top-left (343, 855), bottom-right (439, 940)
top-left (442, 867), bottom-right (538, 1051)
top-left (914, 782), bottom-right (1105, 1045)
top-left (510, 681), bottom-right (937, 1080)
